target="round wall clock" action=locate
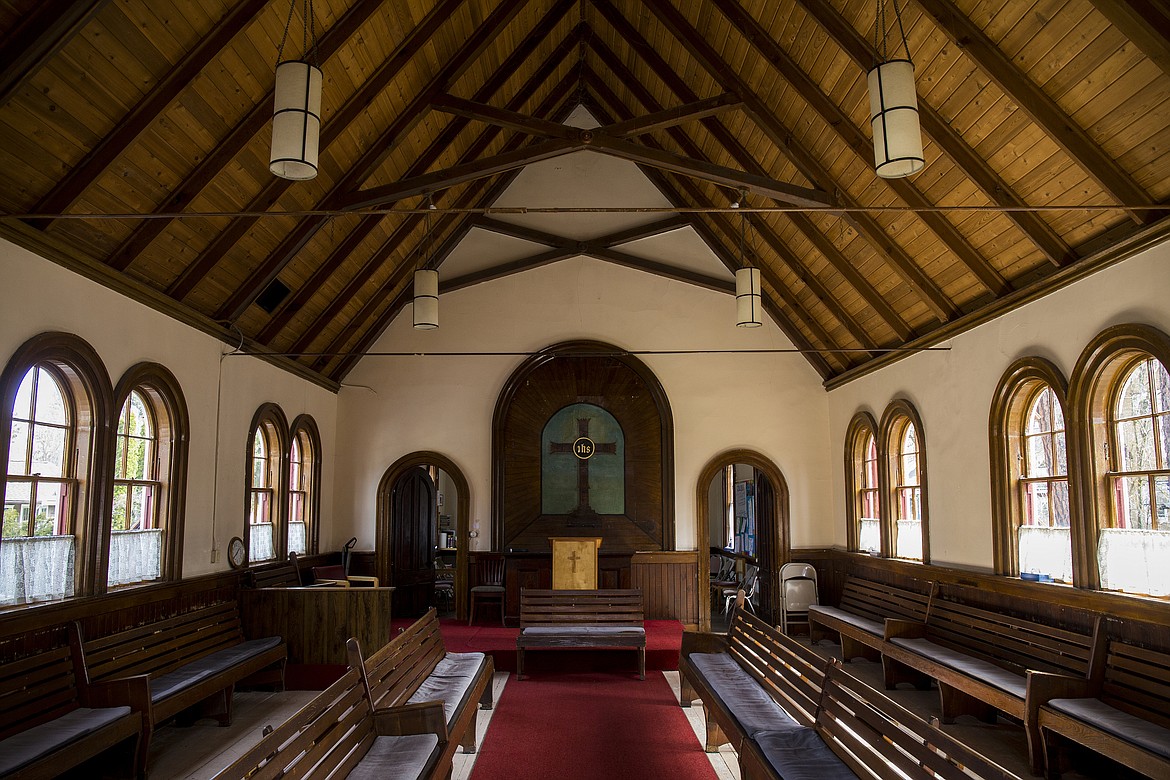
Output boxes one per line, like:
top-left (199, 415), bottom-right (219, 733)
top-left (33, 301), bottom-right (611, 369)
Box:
top-left (227, 536), bottom-right (247, 569)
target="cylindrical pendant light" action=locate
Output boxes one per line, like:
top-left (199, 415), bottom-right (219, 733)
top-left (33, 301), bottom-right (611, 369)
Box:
top-left (735, 267), bottom-right (762, 328)
top-left (413, 270), bottom-right (439, 330)
top-left (270, 60), bottom-right (322, 180)
top-left (868, 59), bottom-right (923, 178)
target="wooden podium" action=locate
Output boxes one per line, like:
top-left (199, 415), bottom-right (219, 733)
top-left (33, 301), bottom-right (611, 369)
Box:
top-left (550, 537), bottom-right (602, 590)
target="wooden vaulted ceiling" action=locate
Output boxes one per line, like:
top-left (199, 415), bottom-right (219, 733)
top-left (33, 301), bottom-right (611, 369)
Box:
top-left (1, 0), bottom-right (1168, 389)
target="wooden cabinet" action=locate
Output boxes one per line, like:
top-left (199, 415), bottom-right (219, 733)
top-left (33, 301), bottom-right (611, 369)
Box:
top-left (239, 586), bottom-right (395, 665)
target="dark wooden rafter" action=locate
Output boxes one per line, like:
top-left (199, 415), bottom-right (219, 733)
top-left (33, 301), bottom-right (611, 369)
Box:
top-left (1087, 0), bottom-right (1170, 79)
top-left (794, 0), bottom-right (1076, 268)
top-left (582, 71), bottom-right (852, 371)
top-left (430, 92), bottom-right (578, 139)
top-left (912, 0), bottom-right (1156, 224)
top-left (602, 92), bottom-right (740, 136)
top-left (265, 12), bottom-right (581, 348)
top-left (641, 0), bottom-right (1009, 307)
top-left (168, 0), bottom-right (514, 305)
top-left (0, 0), bottom-right (109, 105)
top-left (30, 0), bottom-right (270, 224)
top-left (585, 24), bottom-right (886, 350)
top-left (105, 0), bottom-right (408, 272)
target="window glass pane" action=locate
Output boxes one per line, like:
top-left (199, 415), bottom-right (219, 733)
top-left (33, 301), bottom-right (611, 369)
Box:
top-left (252, 431), bottom-right (265, 459)
top-left (1156, 475), bottom-right (1169, 530)
top-left (128, 392), bottom-right (151, 438)
top-left (1051, 395), bottom-right (1065, 431)
top-left (1055, 431), bottom-right (1067, 475)
top-left (901, 452), bottom-right (918, 486)
top-left (1117, 418), bottom-right (1157, 471)
top-left (122, 434), bottom-right (149, 480)
top-left (33, 369), bottom-right (67, 425)
top-left (1152, 360), bottom-right (1170, 414)
top-left (131, 485), bottom-right (152, 530)
top-left (1114, 475), bottom-right (1152, 529)
top-left (31, 425), bottom-right (67, 477)
top-left (252, 456), bottom-right (267, 487)
top-left (33, 482), bottom-right (65, 536)
top-left (1024, 481), bottom-right (1050, 526)
top-left (249, 491), bottom-right (270, 526)
top-left (13, 369), bottom-right (35, 421)
top-left (8, 421), bottom-right (29, 474)
top-left (289, 491), bottom-right (304, 525)
top-left (4, 481), bottom-right (31, 537)
top-left (902, 424), bottom-right (917, 454)
top-left (1026, 389), bottom-right (1053, 435)
top-left (112, 484), bottom-right (128, 531)
top-left (1118, 363), bottom-right (1153, 418)
top-left (1026, 434), bottom-right (1053, 477)
top-left (1159, 411), bottom-right (1170, 471)
top-left (1052, 479), bottom-right (1071, 528)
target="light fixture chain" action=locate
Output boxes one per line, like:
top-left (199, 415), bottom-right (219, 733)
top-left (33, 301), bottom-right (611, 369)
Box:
top-left (276, 0), bottom-right (297, 64)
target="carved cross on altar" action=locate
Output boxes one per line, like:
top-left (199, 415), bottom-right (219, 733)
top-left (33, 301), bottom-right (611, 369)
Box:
top-left (567, 549), bottom-right (581, 573)
top-left (548, 417), bottom-right (617, 522)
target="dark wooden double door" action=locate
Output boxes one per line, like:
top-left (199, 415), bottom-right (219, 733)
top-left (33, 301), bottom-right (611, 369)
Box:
top-left (391, 466), bottom-right (436, 616)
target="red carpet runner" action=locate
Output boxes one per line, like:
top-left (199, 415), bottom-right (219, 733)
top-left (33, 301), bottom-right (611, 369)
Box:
top-left (469, 671), bottom-right (718, 780)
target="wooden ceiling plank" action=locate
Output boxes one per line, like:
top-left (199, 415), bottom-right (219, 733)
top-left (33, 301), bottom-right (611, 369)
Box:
top-left (259, 10), bottom-right (580, 344)
top-left (696, 0), bottom-right (1010, 301)
top-left (601, 92), bottom-right (741, 136)
top-left (30, 0), bottom-right (270, 225)
top-left (1087, 0), bottom-right (1170, 80)
top-left (430, 92), bottom-right (578, 139)
top-left (792, 0), bottom-right (1077, 268)
top-left (107, 0), bottom-right (390, 272)
top-left (0, 0), bottom-right (109, 105)
top-left (199, 0), bottom-right (535, 315)
top-left (586, 134), bottom-right (833, 207)
top-left (913, 0), bottom-right (1156, 223)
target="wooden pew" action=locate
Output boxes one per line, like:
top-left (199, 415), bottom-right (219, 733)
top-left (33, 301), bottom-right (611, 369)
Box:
top-left (0, 645), bottom-right (144, 779)
top-left (347, 609), bottom-right (493, 779)
top-left (807, 576), bottom-right (933, 661)
top-left (212, 660), bottom-right (446, 780)
top-left (68, 602), bottom-right (285, 775)
top-left (1027, 632), bottom-right (1170, 778)
top-left (516, 588), bottom-right (646, 680)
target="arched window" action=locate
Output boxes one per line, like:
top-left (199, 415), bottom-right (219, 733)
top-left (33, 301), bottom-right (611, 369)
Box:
top-left (246, 405), bottom-right (287, 564)
top-left (880, 400), bottom-right (928, 563)
top-left (989, 358), bottom-right (1074, 583)
top-left (1, 333), bottom-right (112, 605)
top-left (288, 415), bottom-right (321, 556)
top-left (1069, 324), bottom-right (1170, 596)
top-left (844, 411), bottom-right (880, 554)
top-left (109, 363), bottom-right (189, 588)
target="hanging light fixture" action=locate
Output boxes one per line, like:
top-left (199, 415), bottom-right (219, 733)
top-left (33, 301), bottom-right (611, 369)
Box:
top-left (413, 197), bottom-right (439, 329)
top-left (270, 0), bottom-right (322, 181)
top-left (734, 194), bottom-right (762, 328)
top-left (868, 0), bottom-right (924, 178)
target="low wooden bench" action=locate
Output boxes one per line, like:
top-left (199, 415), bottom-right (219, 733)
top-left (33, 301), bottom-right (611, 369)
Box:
top-left (213, 657), bottom-right (446, 780)
top-left (68, 602), bottom-right (286, 774)
top-left (347, 608), bottom-right (493, 779)
top-left (0, 645), bottom-right (144, 779)
top-left (682, 605), bottom-right (1016, 780)
top-left (807, 576), bottom-right (933, 661)
top-left (516, 588), bottom-right (646, 680)
top-left (882, 596), bottom-right (1100, 766)
top-left (1027, 632), bottom-right (1170, 778)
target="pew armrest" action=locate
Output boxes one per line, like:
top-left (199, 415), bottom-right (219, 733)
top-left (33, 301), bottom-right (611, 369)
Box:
top-left (81, 673), bottom-right (152, 716)
top-left (373, 701), bottom-right (449, 740)
top-left (884, 618), bottom-right (927, 640)
top-left (681, 630), bottom-right (728, 657)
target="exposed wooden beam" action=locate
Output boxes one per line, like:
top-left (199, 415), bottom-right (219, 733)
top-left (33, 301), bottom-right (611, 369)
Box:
top-left (795, 0), bottom-right (1076, 268)
top-left (589, 247), bottom-right (734, 293)
top-left (430, 93), bottom-right (578, 139)
top-left (107, 0), bottom-right (429, 273)
top-left (203, 0), bottom-right (533, 317)
top-left (587, 215), bottom-right (691, 246)
top-left (0, 0), bottom-right (108, 105)
top-left (587, 134), bottom-right (833, 208)
top-left (442, 248), bottom-right (580, 293)
top-left (31, 0), bottom-right (270, 225)
top-left (601, 93), bottom-right (742, 137)
top-left (473, 216), bottom-right (579, 247)
top-left (1088, 0), bottom-right (1170, 80)
top-left (269, 21), bottom-right (580, 348)
top-left (912, 0), bottom-right (1156, 223)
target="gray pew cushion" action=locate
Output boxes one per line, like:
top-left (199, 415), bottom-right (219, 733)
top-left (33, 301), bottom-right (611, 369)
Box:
top-left (407, 651), bottom-right (487, 724)
top-left (347, 734), bottom-right (440, 780)
top-left (807, 605), bottom-right (884, 637)
top-left (753, 727), bottom-right (857, 780)
top-left (151, 635), bottom-right (282, 702)
top-left (1048, 698), bottom-right (1170, 760)
top-left (688, 653), bottom-right (800, 739)
top-left (0, 706), bottom-right (133, 776)
top-left (521, 626), bottom-right (645, 636)
top-left (890, 637), bottom-right (1026, 698)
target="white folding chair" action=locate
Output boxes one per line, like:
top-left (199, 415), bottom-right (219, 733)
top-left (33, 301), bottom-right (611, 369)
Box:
top-left (779, 562), bottom-right (818, 635)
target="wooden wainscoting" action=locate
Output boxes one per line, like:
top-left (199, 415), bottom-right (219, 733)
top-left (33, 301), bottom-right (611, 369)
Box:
top-left (630, 551), bottom-right (699, 629)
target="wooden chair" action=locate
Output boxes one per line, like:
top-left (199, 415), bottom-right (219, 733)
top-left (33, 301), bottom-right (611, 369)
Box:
top-left (468, 553), bottom-right (505, 626)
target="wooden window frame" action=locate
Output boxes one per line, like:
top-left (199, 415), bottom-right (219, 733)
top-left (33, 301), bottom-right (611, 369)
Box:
top-left (843, 411), bottom-right (880, 553)
top-left (288, 414), bottom-right (321, 556)
top-left (878, 399), bottom-right (929, 563)
top-left (245, 404), bottom-right (288, 565)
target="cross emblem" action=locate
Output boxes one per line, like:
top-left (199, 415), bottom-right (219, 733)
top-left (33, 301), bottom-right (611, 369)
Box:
top-left (567, 549), bottom-right (581, 573)
top-left (549, 416), bottom-right (618, 521)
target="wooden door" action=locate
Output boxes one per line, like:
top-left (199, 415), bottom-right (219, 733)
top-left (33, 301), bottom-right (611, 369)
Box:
top-left (754, 472), bottom-right (778, 622)
top-left (391, 466), bottom-right (436, 616)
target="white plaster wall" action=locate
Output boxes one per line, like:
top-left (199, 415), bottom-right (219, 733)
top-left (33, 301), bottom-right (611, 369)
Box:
top-left (0, 240), bottom-right (339, 576)
top-left (335, 256), bottom-right (834, 552)
top-left (826, 239), bottom-right (1170, 571)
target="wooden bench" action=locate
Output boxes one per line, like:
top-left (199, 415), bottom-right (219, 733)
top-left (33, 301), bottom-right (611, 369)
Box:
top-left (1027, 632), bottom-right (1170, 778)
top-left (516, 588), bottom-right (646, 680)
top-left (682, 605), bottom-right (1016, 780)
top-left (882, 596), bottom-right (1100, 766)
top-left (0, 645), bottom-right (144, 779)
top-left (347, 608), bottom-right (493, 779)
top-left (213, 657), bottom-right (446, 780)
top-left (244, 552), bottom-right (303, 588)
top-left (807, 576), bottom-right (933, 661)
top-left (68, 602), bottom-right (286, 774)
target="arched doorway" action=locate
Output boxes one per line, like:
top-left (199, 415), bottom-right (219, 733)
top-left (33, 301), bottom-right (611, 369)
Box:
top-left (376, 452), bottom-right (471, 619)
top-left (696, 450), bottom-right (790, 631)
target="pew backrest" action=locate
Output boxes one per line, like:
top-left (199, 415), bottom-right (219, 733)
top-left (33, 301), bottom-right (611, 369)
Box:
top-left (839, 576), bottom-right (933, 624)
top-left (727, 609), bottom-right (829, 727)
top-left (357, 607), bottom-right (446, 708)
top-left (1098, 639), bottom-right (1170, 732)
top-left (0, 646), bottom-right (83, 739)
top-left (519, 589), bottom-right (644, 627)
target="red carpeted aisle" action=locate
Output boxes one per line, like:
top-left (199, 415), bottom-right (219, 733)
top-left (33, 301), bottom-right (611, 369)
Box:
top-left (469, 671), bottom-right (717, 780)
